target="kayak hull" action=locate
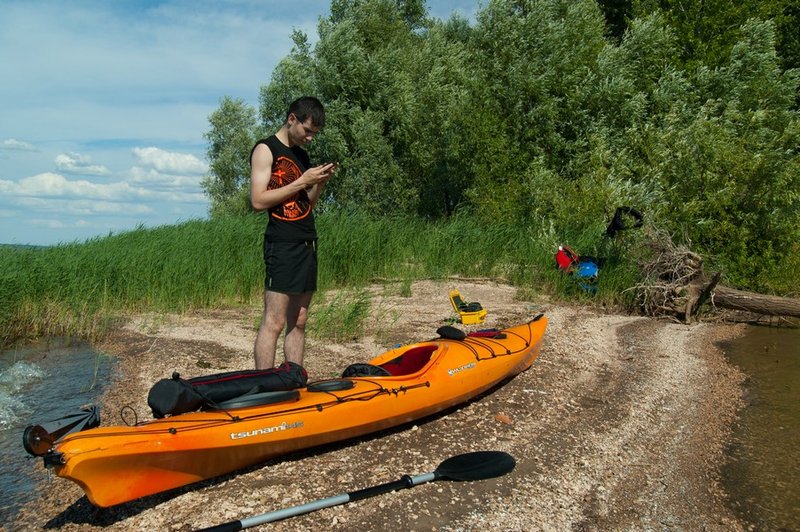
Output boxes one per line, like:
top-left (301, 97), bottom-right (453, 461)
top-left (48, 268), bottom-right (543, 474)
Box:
top-left (48, 317), bottom-right (547, 507)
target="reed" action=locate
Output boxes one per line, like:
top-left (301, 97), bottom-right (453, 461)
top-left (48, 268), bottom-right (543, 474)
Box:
top-left (1, 210), bottom-right (638, 348)
top-left (309, 288), bottom-right (372, 342)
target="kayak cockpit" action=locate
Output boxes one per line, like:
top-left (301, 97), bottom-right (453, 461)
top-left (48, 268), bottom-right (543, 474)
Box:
top-left (379, 344), bottom-right (438, 375)
top-left (341, 343), bottom-right (439, 378)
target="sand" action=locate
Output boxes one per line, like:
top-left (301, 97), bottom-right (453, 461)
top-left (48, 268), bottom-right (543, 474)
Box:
top-left (14, 280), bottom-right (747, 531)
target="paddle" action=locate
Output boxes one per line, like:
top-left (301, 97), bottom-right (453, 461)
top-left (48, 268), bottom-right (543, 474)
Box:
top-left (198, 450), bottom-right (516, 532)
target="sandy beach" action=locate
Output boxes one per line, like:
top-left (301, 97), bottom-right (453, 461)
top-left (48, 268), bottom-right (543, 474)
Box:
top-left (14, 280), bottom-right (748, 531)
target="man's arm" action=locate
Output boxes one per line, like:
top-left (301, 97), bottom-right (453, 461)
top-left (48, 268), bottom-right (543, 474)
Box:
top-left (250, 143), bottom-right (300, 211)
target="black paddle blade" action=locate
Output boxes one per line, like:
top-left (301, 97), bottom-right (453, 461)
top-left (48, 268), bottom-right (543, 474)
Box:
top-left (435, 451), bottom-right (516, 481)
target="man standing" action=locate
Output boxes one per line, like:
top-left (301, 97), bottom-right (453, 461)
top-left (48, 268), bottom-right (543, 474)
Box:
top-left (249, 96), bottom-right (336, 369)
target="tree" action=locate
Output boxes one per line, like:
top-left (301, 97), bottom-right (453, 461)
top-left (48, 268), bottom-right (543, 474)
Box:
top-left (288, 0), bottom-right (478, 216)
top-left (201, 97), bottom-right (258, 217)
top-left (466, 0), bottom-right (612, 227)
top-left (258, 30), bottom-right (317, 133)
top-left (596, 0), bottom-right (634, 41)
top-left (633, 20), bottom-right (800, 288)
top-left (631, 0), bottom-right (797, 70)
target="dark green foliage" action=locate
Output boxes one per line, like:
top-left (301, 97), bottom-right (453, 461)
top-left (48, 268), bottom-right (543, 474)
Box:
top-left (629, 0), bottom-right (799, 71)
top-left (597, 0), bottom-right (634, 41)
top-left (775, 2), bottom-right (800, 71)
top-left (199, 0), bottom-right (799, 293)
top-left (627, 20), bottom-right (800, 289)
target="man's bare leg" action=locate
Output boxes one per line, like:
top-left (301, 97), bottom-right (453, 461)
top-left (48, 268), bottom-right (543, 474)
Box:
top-left (283, 291), bottom-right (313, 366)
top-left (254, 290), bottom-right (289, 369)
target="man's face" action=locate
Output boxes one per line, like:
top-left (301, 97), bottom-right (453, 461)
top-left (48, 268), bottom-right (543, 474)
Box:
top-left (288, 113), bottom-right (321, 146)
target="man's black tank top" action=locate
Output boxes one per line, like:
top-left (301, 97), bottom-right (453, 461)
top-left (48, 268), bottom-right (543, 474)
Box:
top-left (251, 135), bottom-right (316, 242)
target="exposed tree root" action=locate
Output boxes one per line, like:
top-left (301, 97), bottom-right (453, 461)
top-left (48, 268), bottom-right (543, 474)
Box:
top-left (633, 231), bottom-right (800, 323)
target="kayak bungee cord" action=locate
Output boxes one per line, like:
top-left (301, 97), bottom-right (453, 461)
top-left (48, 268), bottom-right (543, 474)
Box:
top-left (437, 316), bottom-right (539, 361)
top-left (469, 316), bottom-right (542, 360)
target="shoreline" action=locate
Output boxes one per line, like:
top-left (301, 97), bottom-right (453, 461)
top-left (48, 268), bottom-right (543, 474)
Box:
top-left (14, 281), bottom-right (748, 530)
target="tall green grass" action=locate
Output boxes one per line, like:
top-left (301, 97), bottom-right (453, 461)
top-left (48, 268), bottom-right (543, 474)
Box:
top-left (1, 217), bottom-right (263, 346)
top-left (0, 210), bottom-right (642, 348)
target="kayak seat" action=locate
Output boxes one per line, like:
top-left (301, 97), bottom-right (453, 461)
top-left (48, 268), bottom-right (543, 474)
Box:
top-left (451, 293), bottom-right (483, 312)
top-left (380, 345), bottom-right (437, 376)
top-left (341, 363), bottom-right (392, 378)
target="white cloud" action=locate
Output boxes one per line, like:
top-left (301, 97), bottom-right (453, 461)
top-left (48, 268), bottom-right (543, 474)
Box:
top-left (0, 173), bottom-right (206, 204)
top-left (132, 147), bottom-right (207, 175)
top-left (1, 173), bottom-right (131, 200)
top-left (28, 217), bottom-right (121, 230)
top-left (1, 139), bottom-right (36, 151)
top-left (55, 152), bottom-right (110, 176)
top-left (129, 166), bottom-right (203, 188)
top-left (16, 197), bottom-right (154, 216)
top-left (29, 218), bottom-right (66, 229)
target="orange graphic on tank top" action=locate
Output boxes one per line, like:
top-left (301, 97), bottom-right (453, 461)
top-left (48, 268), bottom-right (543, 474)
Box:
top-left (268, 156), bottom-right (311, 221)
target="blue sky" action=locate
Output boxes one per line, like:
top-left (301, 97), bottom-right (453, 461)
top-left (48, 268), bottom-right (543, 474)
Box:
top-left (0, 1), bottom-right (479, 246)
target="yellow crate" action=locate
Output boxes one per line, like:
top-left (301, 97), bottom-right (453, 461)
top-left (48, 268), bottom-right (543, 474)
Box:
top-left (449, 289), bottom-right (487, 324)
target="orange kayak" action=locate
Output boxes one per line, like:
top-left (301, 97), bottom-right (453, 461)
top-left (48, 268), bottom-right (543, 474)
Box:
top-left (36, 316), bottom-right (546, 507)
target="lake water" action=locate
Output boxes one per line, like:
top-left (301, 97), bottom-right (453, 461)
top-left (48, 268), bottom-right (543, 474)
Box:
top-left (0, 340), bottom-right (111, 524)
top-left (719, 325), bottom-right (799, 531)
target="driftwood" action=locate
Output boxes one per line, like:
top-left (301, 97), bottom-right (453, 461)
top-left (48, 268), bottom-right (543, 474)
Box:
top-left (634, 232), bottom-right (800, 322)
top-left (635, 236), bottom-right (710, 322)
top-left (712, 285), bottom-right (800, 318)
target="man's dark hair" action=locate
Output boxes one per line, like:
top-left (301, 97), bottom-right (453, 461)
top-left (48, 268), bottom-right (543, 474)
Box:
top-left (287, 96), bottom-right (326, 128)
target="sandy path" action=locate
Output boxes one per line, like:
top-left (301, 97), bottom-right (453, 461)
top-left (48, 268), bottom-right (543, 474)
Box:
top-left (14, 280), bottom-right (746, 530)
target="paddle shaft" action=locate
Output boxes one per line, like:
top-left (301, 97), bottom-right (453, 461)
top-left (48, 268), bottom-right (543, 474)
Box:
top-left (200, 472), bottom-right (437, 532)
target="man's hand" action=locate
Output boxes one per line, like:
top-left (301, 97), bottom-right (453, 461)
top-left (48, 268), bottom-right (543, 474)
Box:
top-left (301, 163), bottom-right (337, 188)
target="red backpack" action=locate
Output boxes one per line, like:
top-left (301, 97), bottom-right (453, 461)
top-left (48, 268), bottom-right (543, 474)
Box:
top-left (555, 244), bottom-right (580, 272)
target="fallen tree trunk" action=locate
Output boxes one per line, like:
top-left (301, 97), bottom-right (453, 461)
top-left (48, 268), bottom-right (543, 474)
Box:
top-left (712, 285), bottom-right (800, 318)
top-left (634, 230), bottom-right (800, 322)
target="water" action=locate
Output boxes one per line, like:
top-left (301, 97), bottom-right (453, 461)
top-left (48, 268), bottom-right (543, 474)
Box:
top-left (0, 339), bottom-right (112, 524)
top-left (720, 326), bottom-right (800, 531)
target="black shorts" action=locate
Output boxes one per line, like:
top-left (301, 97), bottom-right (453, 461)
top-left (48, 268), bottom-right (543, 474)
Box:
top-left (263, 239), bottom-right (318, 294)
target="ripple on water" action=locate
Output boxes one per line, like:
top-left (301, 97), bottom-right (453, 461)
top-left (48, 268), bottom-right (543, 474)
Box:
top-left (0, 341), bottom-right (112, 523)
top-left (0, 361), bottom-right (46, 428)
